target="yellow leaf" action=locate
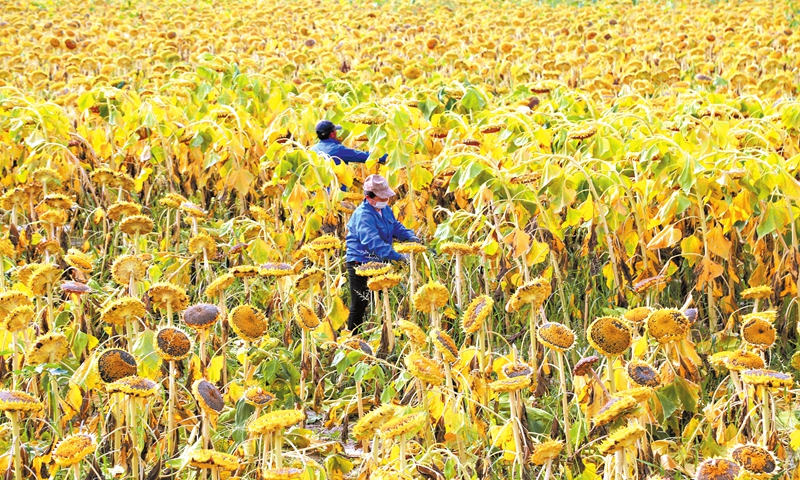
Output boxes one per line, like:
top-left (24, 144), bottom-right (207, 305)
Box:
top-left (489, 422), bottom-right (517, 461)
top-left (789, 429), bottom-right (800, 451)
top-left (189, 354), bottom-right (202, 382)
top-left (633, 336), bottom-right (648, 358)
top-left (329, 296), bottom-right (348, 330)
top-left (332, 162), bottom-right (354, 189)
top-left (504, 228), bottom-right (530, 259)
top-left (225, 381), bottom-right (245, 404)
top-left (207, 355), bottom-right (225, 383)
top-left (680, 235), bottom-right (704, 266)
top-left (134, 167), bottom-right (153, 193)
top-left (707, 226), bottom-right (731, 259)
top-left (647, 224), bottom-right (682, 250)
top-left (61, 382), bottom-right (83, 424)
top-left (526, 240), bottom-right (549, 265)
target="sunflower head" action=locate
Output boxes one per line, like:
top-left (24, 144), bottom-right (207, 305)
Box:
top-left (188, 449), bottom-right (239, 471)
top-left (111, 255), bottom-right (147, 285)
top-left (529, 440), bottom-right (563, 465)
top-left (204, 273), bottom-right (235, 298)
top-left (506, 277), bottom-right (551, 312)
top-left (730, 444), bottom-right (777, 476)
top-left (52, 433), bottom-right (97, 466)
top-left (587, 316), bottom-right (632, 357)
top-left (430, 328), bottom-right (459, 364)
top-left (622, 306), bottom-right (653, 324)
top-left (107, 201), bottom-right (142, 222)
top-left (228, 305), bottom-right (268, 340)
top-left (189, 233), bottom-right (218, 258)
top-left (0, 390), bottom-right (44, 413)
top-left (148, 282), bottom-right (189, 312)
top-left (154, 326), bottom-right (194, 361)
top-left (294, 268), bottom-right (325, 290)
top-left (101, 297), bottom-right (146, 326)
top-left (741, 317), bottom-right (775, 349)
top-left (1, 305), bottom-right (35, 333)
top-left (646, 309), bottom-right (689, 344)
top-left (394, 242), bottom-right (426, 254)
top-left (193, 379), bottom-right (225, 416)
top-left (183, 303), bottom-right (221, 331)
top-left (248, 409), bottom-right (305, 434)
top-left (243, 387), bottom-right (276, 408)
top-left (28, 264), bottom-right (62, 296)
top-left (413, 281), bottom-right (449, 312)
top-left (397, 320), bottom-right (427, 347)
top-left (627, 360), bottom-right (661, 388)
top-left (367, 273), bottom-right (403, 291)
top-left (354, 262), bottom-right (392, 277)
top-left (0, 292), bottom-right (33, 324)
top-left (353, 404), bottom-right (397, 440)
top-left (119, 214), bottom-right (154, 236)
top-left (27, 332), bottom-right (69, 365)
top-left (96, 349), bottom-right (138, 383)
top-left (294, 303), bottom-right (320, 331)
top-left (740, 369), bottom-right (793, 389)
top-left (308, 234), bottom-right (342, 252)
top-left (725, 349), bottom-right (765, 372)
top-left (440, 242), bottom-right (476, 256)
top-left (379, 411), bottom-right (427, 440)
top-left (262, 468), bottom-right (304, 480)
top-left (106, 376), bottom-right (159, 397)
top-left (592, 395), bottom-right (637, 427)
top-left (159, 193), bottom-right (188, 209)
top-left (502, 362), bottom-right (533, 378)
top-left (741, 285), bottom-right (772, 300)
top-left (598, 424), bottom-right (646, 455)
top-left (537, 322), bottom-right (576, 353)
top-left (490, 376), bottom-right (532, 393)
top-left (695, 458), bottom-right (740, 480)
top-left (405, 352), bottom-right (444, 386)
top-left (462, 295), bottom-right (493, 335)
top-left (259, 262), bottom-right (294, 277)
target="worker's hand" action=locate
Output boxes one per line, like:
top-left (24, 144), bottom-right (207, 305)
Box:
top-left (399, 254), bottom-right (410, 263)
top-left (411, 237), bottom-right (424, 244)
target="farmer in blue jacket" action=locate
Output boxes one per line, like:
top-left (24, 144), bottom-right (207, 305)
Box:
top-left (310, 120), bottom-right (387, 165)
top-left (345, 174), bottom-right (419, 331)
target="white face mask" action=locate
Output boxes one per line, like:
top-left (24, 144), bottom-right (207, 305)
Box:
top-left (374, 201), bottom-right (389, 210)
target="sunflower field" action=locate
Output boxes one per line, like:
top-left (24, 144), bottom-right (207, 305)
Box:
top-left (1, 0), bottom-right (800, 478)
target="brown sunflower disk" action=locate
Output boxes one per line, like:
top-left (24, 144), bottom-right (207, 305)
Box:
top-left (154, 326), bottom-right (193, 361)
top-left (96, 349), bottom-right (137, 383)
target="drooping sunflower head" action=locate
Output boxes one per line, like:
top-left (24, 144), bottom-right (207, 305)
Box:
top-left (204, 273), bottom-right (235, 298)
top-left (230, 265), bottom-right (260, 278)
top-left (537, 322), bottom-right (576, 353)
top-left (248, 409), bottom-right (305, 435)
top-left (379, 411), bottom-right (427, 440)
top-left (405, 352), bottom-right (444, 386)
top-left (740, 369), bottom-right (793, 389)
top-left (294, 303), bottom-right (320, 331)
top-left (572, 355), bottom-right (600, 377)
top-left (741, 317), bottom-right (776, 349)
top-left (741, 310), bottom-right (777, 324)
top-left (106, 375), bottom-right (159, 398)
top-left (490, 375), bottom-right (532, 393)
top-left (646, 309), bottom-right (689, 344)
top-left (730, 444), bottom-right (777, 477)
top-left (27, 332), bottom-right (69, 365)
top-left (587, 316), bottom-right (632, 357)
top-left (294, 268), bottom-right (325, 290)
top-left (96, 349), bottom-right (138, 383)
top-left (244, 387), bottom-right (276, 408)
top-left (262, 468), bottom-right (304, 480)
top-left (52, 433), bottom-right (97, 466)
top-left (308, 234), bottom-right (342, 252)
top-left (193, 379), bottom-right (225, 416)
top-left (353, 404), bottom-right (397, 440)
top-left (632, 275), bottom-right (667, 294)
top-left (725, 349), bottom-right (765, 372)
top-left (119, 214), bottom-right (154, 236)
top-left (598, 424), bottom-right (646, 455)
top-left (741, 285), bottom-right (772, 300)
top-left (627, 360), bottom-right (661, 388)
top-left (440, 242), bottom-right (476, 256)
top-left (355, 262), bottom-right (392, 277)
top-left (148, 282), bottom-right (189, 312)
top-left (506, 277), bottom-right (551, 312)
top-left (107, 201), bottom-right (142, 222)
top-left (0, 291), bottom-right (33, 324)
top-left (154, 326), bottom-right (193, 361)
top-left (622, 306), bottom-right (654, 325)
top-left (188, 233), bottom-right (218, 258)
top-left (397, 320), bottom-right (427, 347)
top-left (694, 458), bottom-right (740, 480)
top-left (2, 305), bottom-right (35, 333)
top-left (179, 202), bottom-right (208, 218)
top-left (111, 255), bottom-right (147, 285)
top-left (183, 303), bottom-right (221, 332)
top-left (413, 281), bottom-right (449, 312)
top-left (394, 242), bottom-right (426, 254)
top-left (159, 193), bottom-right (188, 209)
top-left (188, 449), bottom-right (239, 471)
top-left (367, 273), bottom-right (403, 291)
top-left (0, 390), bottom-right (44, 413)
top-left (529, 439), bottom-right (563, 465)
top-left (28, 264), bottom-right (62, 296)
top-left (100, 297), bottom-right (146, 326)
top-left (592, 395), bottom-right (637, 427)
top-left (259, 262), bottom-right (294, 277)
top-left (430, 328), bottom-right (459, 364)
top-left (462, 295), bottom-right (493, 335)
top-left (617, 386), bottom-right (654, 404)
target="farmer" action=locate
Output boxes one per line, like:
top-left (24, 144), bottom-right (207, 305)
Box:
top-left (310, 120), bottom-right (387, 165)
top-left (345, 174), bottom-right (420, 331)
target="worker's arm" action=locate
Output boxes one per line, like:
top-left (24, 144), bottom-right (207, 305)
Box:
top-left (355, 214), bottom-right (403, 261)
top-left (390, 210), bottom-right (419, 242)
top-left (328, 143), bottom-right (387, 164)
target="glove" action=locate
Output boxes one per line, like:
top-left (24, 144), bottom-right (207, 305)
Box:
top-left (399, 254), bottom-right (410, 263)
top-left (411, 237), bottom-right (424, 244)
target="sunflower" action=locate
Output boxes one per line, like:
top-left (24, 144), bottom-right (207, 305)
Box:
top-left (262, 469), bottom-right (304, 480)
top-left (193, 379), bottom-right (225, 415)
top-left (60, 281), bottom-right (91, 295)
top-left (27, 332), bottom-right (69, 365)
top-left (537, 322), bottom-right (576, 352)
top-left (440, 242), bottom-right (475, 256)
top-left (405, 353), bottom-right (444, 385)
top-left (646, 309), bottom-right (689, 344)
top-left (230, 265), bottom-right (260, 278)
top-left (96, 349), bottom-right (138, 383)
top-left (65, 249), bottom-right (94, 272)
top-left (592, 395), bottom-right (637, 427)
top-left (229, 305), bottom-right (268, 340)
top-left (183, 303), bottom-right (220, 331)
top-left (741, 317), bottom-right (775, 349)
top-left (188, 233), bottom-right (218, 258)
top-left (248, 409), bottom-right (305, 434)
top-left (0, 390), bottom-right (44, 413)
top-left (622, 306), bottom-right (653, 324)
top-left (430, 328), bottom-right (459, 363)
top-left (294, 303), bottom-right (320, 331)
top-left (41, 193), bottom-right (75, 210)
top-left (355, 262), bottom-right (392, 277)
top-left (106, 376), bottom-right (159, 397)
top-left (159, 193), bottom-right (188, 209)
top-left (39, 208), bottom-right (69, 227)
top-left (740, 369), bottom-right (793, 389)
top-left (28, 264), bottom-right (61, 296)
top-left (111, 255), bottom-right (147, 285)
top-left (294, 268), bottom-right (324, 290)
top-left (632, 275), bottom-right (667, 294)
top-left (308, 234), bottom-right (342, 252)
top-left (367, 273), bottom-right (403, 291)
top-left (530, 439), bottom-right (563, 465)
top-left (188, 449), bottom-right (239, 471)
top-left (154, 326), bottom-right (194, 361)
top-left (52, 433), bottom-right (97, 466)
top-left (587, 316), bottom-right (632, 357)
top-left (119, 214), bottom-right (154, 235)
top-left (413, 281), bottom-right (449, 312)
top-left (148, 282), bottom-right (189, 312)
top-left (180, 202), bottom-right (208, 218)
top-left (505, 277), bottom-right (551, 312)
top-left (741, 311), bottom-right (777, 324)
top-left (205, 273), bottom-right (235, 298)
top-left (107, 201), bottom-right (142, 221)
top-left (397, 320), bottom-right (427, 346)
top-left (502, 362), bottom-right (533, 378)
top-left (379, 411), bottom-right (427, 440)
top-left (394, 242), bottom-right (426, 254)
top-left (694, 458), bottom-right (739, 480)
top-left (598, 424), bottom-right (646, 455)
top-left (490, 376), bottom-right (532, 392)
top-left (730, 444), bottom-right (777, 478)
top-left (0, 292), bottom-right (32, 323)
top-left (100, 297), bottom-right (146, 326)
top-left (244, 387), bottom-right (276, 408)
top-left (741, 285), bottom-right (772, 300)
top-left (725, 350), bottom-right (765, 371)
top-left (627, 360), bottom-right (661, 388)
top-left (353, 404), bottom-right (397, 440)
top-left (1, 305), bottom-right (35, 333)
top-left (462, 295), bottom-right (493, 334)
top-left (617, 386), bottom-right (654, 404)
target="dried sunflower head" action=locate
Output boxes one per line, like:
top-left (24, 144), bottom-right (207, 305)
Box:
top-left (148, 282), bottom-right (189, 312)
top-left (0, 291), bottom-right (33, 324)
top-left (379, 411), bottom-right (427, 440)
top-left (106, 375), bottom-right (159, 397)
top-left (355, 262), bottom-right (392, 277)
top-left (294, 303), bottom-right (320, 331)
top-left (229, 265), bottom-right (261, 278)
top-left (627, 360), bottom-right (661, 388)
top-left (2, 305), bottom-right (35, 333)
top-left (694, 458), bottom-right (739, 480)
top-left (111, 255), bottom-right (147, 285)
top-left (154, 326), bottom-right (193, 361)
top-left (189, 233), bottom-right (218, 258)
top-left (65, 249), bottom-right (94, 272)
top-left (537, 322), bottom-right (575, 352)
top-left (308, 234), bottom-right (342, 252)
top-left (27, 332), bottom-right (69, 365)
top-left (503, 362), bottom-right (533, 378)
top-left (28, 264), bottom-right (61, 296)
top-left (248, 409), bottom-right (305, 434)
top-left (430, 328), bottom-right (459, 363)
top-left (405, 352), bottom-right (444, 386)
top-left (462, 295), bottom-right (493, 335)
top-left (193, 379), bottom-right (225, 416)
top-left (413, 281), bottom-right (449, 312)
top-left (96, 349), bottom-right (137, 383)
top-left (101, 297), bottom-right (146, 326)
top-left (598, 424), bottom-right (646, 455)
top-left (646, 309), bottom-right (689, 344)
top-left (622, 306), bottom-right (653, 324)
top-left (587, 316), bottom-right (632, 357)
top-left (180, 202), bottom-right (208, 218)
top-left (741, 285), bottom-right (772, 300)
top-left (725, 350), bottom-right (765, 372)
top-left (119, 214), bottom-right (154, 235)
top-left (367, 273), bottom-right (403, 291)
top-left (259, 262), bottom-right (294, 278)
top-left (490, 375), bottom-right (532, 392)
top-left (530, 439), bottom-right (563, 465)
top-left (294, 268), bottom-right (324, 290)
top-left (107, 201), bottom-right (142, 221)
top-left (52, 433), bottom-right (97, 466)
top-left (741, 317), bottom-right (775, 349)
top-left (229, 305), bottom-right (268, 340)
top-left (0, 390), bottom-right (44, 413)
top-left (505, 277), bottom-right (551, 312)
top-left (243, 387), bottom-right (275, 408)
top-left (730, 444), bottom-right (777, 478)
top-left (740, 369), bottom-right (793, 389)
top-left (397, 320), bottom-right (427, 346)
top-left (188, 449), bottom-right (239, 471)
top-left (205, 273), bottom-right (235, 298)
top-left (394, 242), bottom-right (426, 254)
top-left (262, 468), bottom-right (304, 480)
top-left (159, 193), bottom-right (188, 209)
top-left (592, 395), bottom-right (637, 427)
top-left (353, 404), bottom-right (397, 440)
top-left (183, 303), bottom-right (221, 331)
top-left (440, 242), bottom-right (476, 256)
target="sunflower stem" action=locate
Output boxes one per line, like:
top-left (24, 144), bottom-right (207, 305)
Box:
top-left (399, 435), bottom-right (407, 472)
top-left (129, 397), bottom-right (140, 480)
top-left (454, 253), bottom-right (463, 309)
top-left (10, 412), bottom-right (21, 480)
top-left (762, 386), bottom-right (770, 445)
top-left (557, 352), bottom-right (573, 456)
top-left (168, 361), bottom-right (176, 456)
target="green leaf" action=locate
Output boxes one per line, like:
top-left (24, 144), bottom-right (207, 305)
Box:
top-left (757, 202), bottom-right (790, 238)
top-left (132, 329), bottom-right (162, 379)
top-left (461, 88), bottom-right (486, 111)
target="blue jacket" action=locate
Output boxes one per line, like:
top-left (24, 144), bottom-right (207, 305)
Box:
top-left (346, 201), bottom-right (417, 263)
top-left (310, 138), bottom-right (387, 165)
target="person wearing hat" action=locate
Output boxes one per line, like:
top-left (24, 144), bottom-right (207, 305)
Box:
top-left (310, 120), bottom-right (387, 165)
top-left (345, 174), bottom-right (420, 331)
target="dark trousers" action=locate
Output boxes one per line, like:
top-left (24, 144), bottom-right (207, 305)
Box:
top-left (346, 261), bottom-right (371, 331)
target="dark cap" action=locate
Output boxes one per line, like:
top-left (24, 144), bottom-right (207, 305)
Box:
top-left (315, 120), bottom-right (342, 135)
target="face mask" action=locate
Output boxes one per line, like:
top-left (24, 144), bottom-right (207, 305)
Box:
top-left (374, 201), bottom-right (389, 210)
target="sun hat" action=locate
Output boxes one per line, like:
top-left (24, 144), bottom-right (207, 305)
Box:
top-left (363, 174), bottom-right (396, 198)
top-left (315, 120), bottom-right (342, 135)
